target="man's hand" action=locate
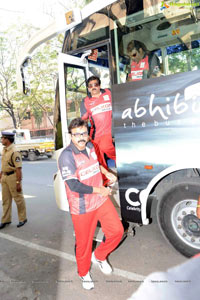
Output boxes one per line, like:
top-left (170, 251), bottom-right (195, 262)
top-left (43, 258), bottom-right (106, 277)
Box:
top-left (16, 182), bottom-right (22, 193)
top-left (105, 172), bottom-right (117, 186)
top-left (93, 186), bottom-right (111, 196)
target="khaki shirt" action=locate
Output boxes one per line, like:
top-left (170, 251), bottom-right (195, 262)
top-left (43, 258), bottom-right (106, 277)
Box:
top-left (1, 144), bottom-right (22, 172)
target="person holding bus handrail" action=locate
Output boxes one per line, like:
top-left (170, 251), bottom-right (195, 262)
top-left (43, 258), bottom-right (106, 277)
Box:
top-left (80, 76), bottom-right (116, 168)
top-left (126, 40), bottom-right (161, 81)
top-left (81, 76), bottom-right (130, 232)
top-left (58, 118), bottom-right (123, 290)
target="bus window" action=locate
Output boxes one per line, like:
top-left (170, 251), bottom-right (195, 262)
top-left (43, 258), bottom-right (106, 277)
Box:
top-left (88, 46), bottom-right (110, 89)
top-left (63, 8), bottom-right (110, 52)
top-left (65, 66), bottom-right (87, 124)
top-left (64, 45), bottom-right (110, 127)
top-left (111, 7), bottom-right (162, 83)
top-left (167, 40), bottom-right (200, 75)
top-left (111, 1), bottom-right (200, 84)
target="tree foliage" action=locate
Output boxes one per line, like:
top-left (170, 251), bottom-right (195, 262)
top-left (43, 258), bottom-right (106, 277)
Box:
top-left (168, 45), bottom-right (200, 74)
top-left (25, 35), bottom-right (63, 127)
top-left (0, 23), bottom-right (63, 129)
top-left (0, 24), bottom-right (36, 128)
top-left (0, 0), bottom-right (93, 129)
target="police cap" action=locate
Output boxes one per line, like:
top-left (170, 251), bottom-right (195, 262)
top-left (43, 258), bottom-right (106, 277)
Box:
top-left (1, 131), bottom-right (15, 138)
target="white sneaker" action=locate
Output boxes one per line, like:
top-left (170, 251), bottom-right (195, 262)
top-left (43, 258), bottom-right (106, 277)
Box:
top-left (91, 252), bottom-right (113, 275)
top-left (80, 272), bottom-right (94, 290)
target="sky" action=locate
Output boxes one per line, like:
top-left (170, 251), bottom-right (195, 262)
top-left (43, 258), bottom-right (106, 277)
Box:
top-left (0, 0), bottom-right (60, 28)
top-left (0, 0), bottom-right (84, 29)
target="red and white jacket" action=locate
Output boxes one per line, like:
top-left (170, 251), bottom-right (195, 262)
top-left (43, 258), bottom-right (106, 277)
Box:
top-left (128, 56), bottom-right (149, 81)
top-left (58, 141), bottom-right (107, 215)
top-left (81, 89), bottom-right (112, 140)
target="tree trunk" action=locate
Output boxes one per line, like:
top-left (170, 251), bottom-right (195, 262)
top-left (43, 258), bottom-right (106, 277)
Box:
top-left (10, 110), bottom-right (17, 129)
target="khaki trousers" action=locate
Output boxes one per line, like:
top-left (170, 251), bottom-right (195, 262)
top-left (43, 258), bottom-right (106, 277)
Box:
top-left (1, 174), bottom-right (26, 223)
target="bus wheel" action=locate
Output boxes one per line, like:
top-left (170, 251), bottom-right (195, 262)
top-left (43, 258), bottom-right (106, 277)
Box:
top-left (157, 183), bottom-right (200, 257)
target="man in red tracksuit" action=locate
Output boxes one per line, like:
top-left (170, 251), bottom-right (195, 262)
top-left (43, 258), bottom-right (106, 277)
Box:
top-left (80, 76), bottom-right (116, 166)
top-left (58, 118), bottom-right (123, 290)
top-left (126, 40), bottom-right (160, 81)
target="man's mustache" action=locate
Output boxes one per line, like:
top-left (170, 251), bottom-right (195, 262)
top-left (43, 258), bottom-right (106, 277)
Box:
top-left (78, 140), bottom-right (86, 143)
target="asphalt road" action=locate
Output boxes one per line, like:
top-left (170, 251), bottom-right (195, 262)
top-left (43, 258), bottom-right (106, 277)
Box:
top-left (0, 157), bottom-right (186, 300)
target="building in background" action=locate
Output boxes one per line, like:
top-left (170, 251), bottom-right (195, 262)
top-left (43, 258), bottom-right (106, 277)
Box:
top-left (0, 111), bottom-right (53, 139)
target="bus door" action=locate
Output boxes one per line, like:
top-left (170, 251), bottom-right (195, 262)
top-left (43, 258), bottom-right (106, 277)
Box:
top-left (55, 52), bottom-right (89, 212)
top-left (58, 52), bottom-right (89, 148)
top-left (58, 43), bottom-right (111, 148)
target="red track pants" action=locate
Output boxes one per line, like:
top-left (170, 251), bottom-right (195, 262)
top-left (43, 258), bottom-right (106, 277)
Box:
top-left (94, 134), bottom-right (116, 162)
top-left (71, 199), bottom-right (124, 277)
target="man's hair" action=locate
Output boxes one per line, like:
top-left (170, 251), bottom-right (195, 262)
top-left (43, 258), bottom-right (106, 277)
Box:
top-left (86, 76), bottom-right (101, 87)
top-left (127, 40), bottom-right (147, 54)
top-left (68, 118), bottom-right (88, 134)
top-left (6, 136), bottom-right (14, 143)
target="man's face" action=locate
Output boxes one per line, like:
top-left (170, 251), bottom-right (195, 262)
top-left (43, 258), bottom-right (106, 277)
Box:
top-left (1, 137), bottom-right (9, 146)
top-left (71, 126), bottom-right (89, 151)
top-left (128, 47), bottom-right (144, 63)
top-left (88, 80), bottom-right (101, 97)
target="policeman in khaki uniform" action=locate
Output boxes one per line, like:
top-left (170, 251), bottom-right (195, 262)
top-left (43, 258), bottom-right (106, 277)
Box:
top-left (0, 131), bottom-right (27, 229)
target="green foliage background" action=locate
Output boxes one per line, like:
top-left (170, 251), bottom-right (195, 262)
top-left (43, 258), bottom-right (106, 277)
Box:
top-left (0, 0), bottom-right (93, 130)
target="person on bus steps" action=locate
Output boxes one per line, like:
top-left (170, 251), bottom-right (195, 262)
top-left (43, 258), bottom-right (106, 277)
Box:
top-left (126, 40), bottom-right (161, 81)
top-left (0, 132), bottom-right (27, 229)
top-left (80, 76), bottom-right (116, 173)
top-left (81, 76), bottom-right (130, 232)
top-left (58, 118), bottom-right (124, 290)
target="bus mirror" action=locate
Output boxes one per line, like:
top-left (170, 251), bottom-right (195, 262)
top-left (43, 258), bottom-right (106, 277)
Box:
top-left (20, 57), bottom-right (32, 95)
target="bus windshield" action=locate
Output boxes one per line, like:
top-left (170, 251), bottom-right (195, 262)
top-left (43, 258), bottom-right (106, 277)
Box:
top-left (112, 1), bottom-right (200, 84)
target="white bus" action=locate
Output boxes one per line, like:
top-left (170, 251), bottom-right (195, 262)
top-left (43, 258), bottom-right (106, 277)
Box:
top-left (18, 0), bottom-right (200, 257)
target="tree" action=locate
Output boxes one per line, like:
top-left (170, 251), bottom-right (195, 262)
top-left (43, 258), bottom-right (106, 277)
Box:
top-left (0, 24), bottom-right (36, 128)
top-left (0, 0), bottom-right (93, 130)
top-left (168, 43), bottom-right (200, 75)
top-left (0, 23), bottom-right (62, 129)
top-left (24, 35), bottom-right (63, 127)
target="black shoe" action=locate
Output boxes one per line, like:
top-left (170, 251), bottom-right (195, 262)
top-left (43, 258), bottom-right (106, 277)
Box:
top-left (0, 222), bottom-right (11, 229)
top-left (17, 219), bottom-right (27, 228)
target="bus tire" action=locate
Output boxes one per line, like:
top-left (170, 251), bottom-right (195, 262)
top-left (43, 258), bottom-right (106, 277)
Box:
top-left (157, 183), bottom-right (200, 257)
top-left (28, 151), bottom-right (37, 161)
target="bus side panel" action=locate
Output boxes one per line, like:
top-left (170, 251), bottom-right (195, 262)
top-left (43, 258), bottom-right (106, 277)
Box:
top-left (112, 70), bottom-right (200, 223)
